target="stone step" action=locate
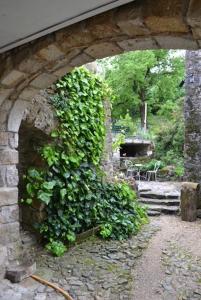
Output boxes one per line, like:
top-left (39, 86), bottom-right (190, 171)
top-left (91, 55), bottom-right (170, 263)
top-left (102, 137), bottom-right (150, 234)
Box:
top-left (142, 204), bottom-right (180, 214)
top-left (140, 192), bottom-right (180, 200)
top-left (147, 210), bottom-right (161, 216)
top-left (139, 198), bottom-right (180, 206)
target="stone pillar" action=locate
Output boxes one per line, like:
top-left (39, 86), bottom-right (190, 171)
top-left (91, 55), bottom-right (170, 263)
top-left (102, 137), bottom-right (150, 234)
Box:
top-left (180, 182), bottom-right (199, 222)
top-left (184, 50), bottom-right (201, 208)
top-left (0, 131), bottom-right (21, 278)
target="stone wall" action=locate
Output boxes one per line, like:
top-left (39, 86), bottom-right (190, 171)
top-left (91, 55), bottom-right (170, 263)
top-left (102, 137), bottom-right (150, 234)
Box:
top-left (184, 50), bottom-right (201, 207)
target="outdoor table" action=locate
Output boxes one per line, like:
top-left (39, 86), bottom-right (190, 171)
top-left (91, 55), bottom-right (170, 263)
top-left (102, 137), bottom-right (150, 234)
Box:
top-left (133, 164), bottom-right (143, 181)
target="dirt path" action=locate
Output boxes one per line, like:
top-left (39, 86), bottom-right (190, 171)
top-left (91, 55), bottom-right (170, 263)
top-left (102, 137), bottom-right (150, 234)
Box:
top-left (132, 215), bottom-right (201, 300)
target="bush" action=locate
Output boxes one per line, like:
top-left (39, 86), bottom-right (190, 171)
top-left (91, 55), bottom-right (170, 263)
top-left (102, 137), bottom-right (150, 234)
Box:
top-left (23, 67), bottom-right (147, 255)
top-left (154, 112), bottom-right (184, 165)
top-left (141, 159), bottom-right (165, 172)
top-left (46, 240), bottom-right (67, 257)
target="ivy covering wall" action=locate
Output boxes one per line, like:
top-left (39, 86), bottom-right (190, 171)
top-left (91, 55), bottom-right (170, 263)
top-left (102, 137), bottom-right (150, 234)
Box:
top-left (23, 67), bottom-right (147, 255)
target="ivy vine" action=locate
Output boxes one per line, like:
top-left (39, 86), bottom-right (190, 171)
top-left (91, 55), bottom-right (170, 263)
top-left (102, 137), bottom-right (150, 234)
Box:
top-left (23, 67), bottom-right (147, 255)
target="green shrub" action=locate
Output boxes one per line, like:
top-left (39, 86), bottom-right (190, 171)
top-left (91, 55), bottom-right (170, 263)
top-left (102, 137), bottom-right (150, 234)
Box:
top-left (154, 106), bottom-right (184, 165)
top-left (23, 67), bottom-right (147, 254)
top-left (46, 240), bottom-right (67, 257)
top-left (174, 161), bottom-right (184, 178)
top-left (141, 159), bottom-right (165, 172)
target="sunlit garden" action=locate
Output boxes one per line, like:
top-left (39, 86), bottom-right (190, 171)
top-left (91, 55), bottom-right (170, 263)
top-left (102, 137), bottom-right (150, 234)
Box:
top-left (98, 49), bottom-right (185, 182)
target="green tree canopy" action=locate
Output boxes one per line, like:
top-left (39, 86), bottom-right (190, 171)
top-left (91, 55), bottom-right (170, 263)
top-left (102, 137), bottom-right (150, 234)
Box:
top-left (99, 50), bottom-right (185, 129)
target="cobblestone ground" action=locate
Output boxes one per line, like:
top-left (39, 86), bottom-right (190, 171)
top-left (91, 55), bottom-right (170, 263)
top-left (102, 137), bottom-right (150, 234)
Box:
top-left (1, 216), bottom-right (201, 300)
top-left (0, 221), bottom-right (159, 300)
top-left (161, 242), bottom-right (201, 300)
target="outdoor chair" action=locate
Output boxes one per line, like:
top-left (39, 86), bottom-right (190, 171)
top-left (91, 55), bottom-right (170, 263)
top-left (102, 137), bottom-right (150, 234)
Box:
top-left (146, 161), bottom-right (161, 181)
top-left (125, 160), bottom-right (136, 178)
top-left (126, 162), bottom-right (146, 181)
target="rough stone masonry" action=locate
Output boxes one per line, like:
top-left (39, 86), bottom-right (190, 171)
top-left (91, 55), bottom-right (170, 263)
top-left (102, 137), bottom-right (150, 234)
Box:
top-left (185, 50), bottom-right (201, 208)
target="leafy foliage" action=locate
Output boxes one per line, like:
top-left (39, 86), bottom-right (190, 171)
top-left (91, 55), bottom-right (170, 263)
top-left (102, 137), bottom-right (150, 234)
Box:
top-left (154, 98), bottom-right (184, 169)
top-left (23, 67), bottom-right (147, 254)
top-left (141, 159), bottom-right (165, 172)
top-left (99, 50), bottom-right (185, 170)
top-left (46, 240), bottom-right (67, 257)
top-left (100, 50), bottom-right (185, 122)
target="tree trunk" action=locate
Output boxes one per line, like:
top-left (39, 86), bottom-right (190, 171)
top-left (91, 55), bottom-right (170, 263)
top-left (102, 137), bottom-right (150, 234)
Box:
top-left (140, 101), bottom-right (147, 131)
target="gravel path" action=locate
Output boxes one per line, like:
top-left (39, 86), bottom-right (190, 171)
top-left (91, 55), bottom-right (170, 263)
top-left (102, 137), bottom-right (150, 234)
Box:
top-left (132, 215), bottom-right (201, 300)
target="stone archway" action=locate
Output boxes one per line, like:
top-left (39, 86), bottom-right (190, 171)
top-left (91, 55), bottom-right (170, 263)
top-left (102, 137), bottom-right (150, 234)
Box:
top-left (18, 92), bottom-right (57, 232)
top-left (0, 0), bottom-right (201, 275)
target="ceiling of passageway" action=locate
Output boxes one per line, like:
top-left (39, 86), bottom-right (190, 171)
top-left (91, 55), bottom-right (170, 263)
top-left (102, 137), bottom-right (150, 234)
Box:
top-left (0, 0), bottom-right (134, 53)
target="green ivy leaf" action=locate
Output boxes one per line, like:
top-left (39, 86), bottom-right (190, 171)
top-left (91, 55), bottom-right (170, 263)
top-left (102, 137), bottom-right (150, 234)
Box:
top-left (38, 191), bottom-right (52, 205)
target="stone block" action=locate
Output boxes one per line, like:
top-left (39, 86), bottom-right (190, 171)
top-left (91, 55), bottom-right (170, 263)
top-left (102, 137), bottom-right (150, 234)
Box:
top-left (85, 42), bottom-right (122, 59)
top-left (1, 70), bottom-right (26, 88)
top-left (70, 53), bottom-right (93, 67)
top-left (19, 87), bottom-right (39, 101)
top-left (192, 27), bottom-right (201, 40)
top-left (49, 49), bottom-right (80, 73)
top-left (0, 165), bottom-right (18, 187)
top-left (187, 0), bottom-right (201, 29)
top-left (6, 165), bottom-right (19, 186)
top-left (0, 166), bottom-right (6, 186)
top-left (0, 98), bottom-right (12, 112)
top-left (143, 0), bottom-right (189, 33)
top-left (9, 133), bottom-right (19, 149)
top-left (7, 99), bottom-right (28, 132)
top-left (0, 222), bottom-right (20, 244)
top-left (0, 204), bottom-right (19, 223)
top-left (0, 245), bottom-right (8, 264)
top-left (0, 114), bottom-right (8, 131)
top-left (0, 149), bottom-right (18, 165)
top-left (116, 2), bottom-right (149, 36)
top-left (0, 132), bottom-right (18, 149)
top-left (155, 36), bottom-right (198, 49)
top-left (180, 182), bottom-right (199, 222)
top-left (87, 11), bottom-right (120, 39)
top-left (6, 261), bottom-right (36, 283)
top-left (18, 57), bottom-right (47, 74)
top-left (118, 37), bottom-right (157, 51)
top-left (0, 246), bottom-right (8, 279)
top-left (0, 132), bottom-right (9, 146)
top-left (57, 23), bottom-right (94, 50)
top-left (37, 44), bottom-right (64, 61)
top-left (0, 89), bottom-right (13, 107)
top-left (0, 187), bottom-right (18, 207)
top-left (53, 65), bottom-right (73, 77)
top-left (7, 241), bottom-right (22, 262)
top-left (30, 73), bottom-right (57, 89)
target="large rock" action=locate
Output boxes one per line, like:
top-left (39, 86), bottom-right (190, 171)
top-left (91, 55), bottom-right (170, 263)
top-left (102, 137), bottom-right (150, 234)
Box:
top-left (180, 182), bottom-right (199, 221)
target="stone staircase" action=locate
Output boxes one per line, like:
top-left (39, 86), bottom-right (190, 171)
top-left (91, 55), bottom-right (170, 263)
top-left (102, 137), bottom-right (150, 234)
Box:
top-left (138, 182), bottom-right (181, 216)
